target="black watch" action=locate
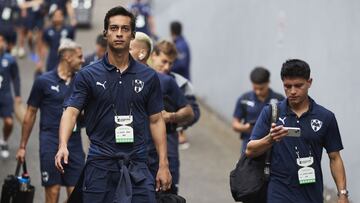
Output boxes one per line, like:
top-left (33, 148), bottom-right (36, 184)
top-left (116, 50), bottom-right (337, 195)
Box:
top-left (337, 189), bottom-right (349, 197)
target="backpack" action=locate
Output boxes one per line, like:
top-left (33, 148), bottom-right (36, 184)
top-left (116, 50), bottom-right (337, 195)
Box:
top-left (229, 102), bottom-right (278, 202)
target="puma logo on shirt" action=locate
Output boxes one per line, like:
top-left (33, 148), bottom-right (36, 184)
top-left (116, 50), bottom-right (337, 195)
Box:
top-left (96, 81), bottom-right (106, 89)
top-left (279, 117), bottom-right (286, 125)
top-left (51, 85), bottom-right (59, 93)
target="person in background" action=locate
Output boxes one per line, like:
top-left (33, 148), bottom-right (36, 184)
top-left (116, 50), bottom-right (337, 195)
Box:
top-left (170, 21), bottom-right (191, 81)
top-left (83, 34), bottom-right (107, 67)
top-left (232, 67), bottom-right (284, 153)
top-left (147, 40), bottom-right (197, 194)
top-left (128, 0), bottom-right (157, 39)
top-left (0, 33), bottom-right (21, 159)
top-left (41, 8), bottom-right (75, 73)
top-left (16, 39), bottom-right (85, 203)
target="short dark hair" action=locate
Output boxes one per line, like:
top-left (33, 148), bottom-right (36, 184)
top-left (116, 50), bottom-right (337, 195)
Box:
top-left (104, 6), bottom-right (136, 33)
top-left (170, 21), bottom-right (182, 36)
top-left (281, 59), bottom-right (310, 80)
top-left (250, 67), bottom-right (270, 84)
top-left (96, 34), bottom-right (107, 48)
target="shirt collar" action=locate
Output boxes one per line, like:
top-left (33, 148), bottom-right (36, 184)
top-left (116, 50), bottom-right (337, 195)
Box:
top-left (51, 69), bottom-right (64, 82)
top-left (251, 88), bottom-right (275, 103)
top-left (279, 96), bottom-right (316, 117)
top-left (102, 52), bottom-right (139, 74)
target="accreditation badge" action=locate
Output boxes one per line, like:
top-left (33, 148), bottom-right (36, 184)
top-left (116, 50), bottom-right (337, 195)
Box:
top-left (297, 156), bottom-right (316, 184)
top-left (114, 115), bottom-right (134, 143)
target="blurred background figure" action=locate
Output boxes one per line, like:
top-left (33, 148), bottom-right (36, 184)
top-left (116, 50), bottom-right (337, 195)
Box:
top-left (44, 0), bottom-right (77, 26)
top-left (40, 8), bottom-right (75, 73)
top-left (128, 0), bottom-right (157, 40)
top-left (0, 33), bottom-right (21, 159)
top-left (148, 40), bottom-right (194, 194)
top-left (170, 21), bottom-right (193, 148)
top-left (0, 0), bottom-right (20, 55)
top-left (170, 21), bottom-right (191, 81)
top-left (232, 67), bottom-right (284, 153)
top-left (82, 34), bottom-right (107, 67)
top-left (16, 0), bottom-right (46, 60)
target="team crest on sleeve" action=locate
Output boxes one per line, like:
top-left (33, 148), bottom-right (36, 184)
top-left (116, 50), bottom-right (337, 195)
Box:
top-left (311, 119), bottom-right (323, 132)
top-left (134, 79), bottom-right (144, 93)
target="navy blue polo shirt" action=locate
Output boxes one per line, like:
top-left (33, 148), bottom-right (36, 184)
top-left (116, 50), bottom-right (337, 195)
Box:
top-left (43, 25), bottom-right (75, 71)
top-left (250, 97), bottom-right (343, 203)
top-left (0, 53), bottom-right (20, 98)
top-left (148, 72), bottom-right (188, 158)
top-left (129, 2), bottom-right (151, 35)
top-left (27, 70), bottom-right (82, 154)
top-left (172, 36), bottom-right (191, 80)
top-left (64, 54), bottom-right (163, 165)
top-left (233, 89), bottom-right (284, 151)
top-left (82, 52), bottom-right (99, 68)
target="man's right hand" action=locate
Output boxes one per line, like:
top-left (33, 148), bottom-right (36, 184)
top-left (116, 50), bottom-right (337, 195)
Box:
top-left (269, 123), bottom-right (288, 142)
top-left (16, 148), bottom-right (26, 163)
top-left (55, 146), bottom-right (69, 174)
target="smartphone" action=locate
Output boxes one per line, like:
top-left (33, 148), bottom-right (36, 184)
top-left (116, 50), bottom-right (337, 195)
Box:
top-left (284, 127), bottom-right (301, 137)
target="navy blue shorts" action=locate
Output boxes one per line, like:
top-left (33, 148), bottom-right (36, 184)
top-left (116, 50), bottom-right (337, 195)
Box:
top-left (0, 96), bottom-right (13, 117)
top-left (82, 162), bottom-right (156, 203)
top-left (40, 151), bottom-right (85, 187)
top-left (148, 154), bottom-right (179, 193)
top-left (23, 12), bottom-right (44, 30)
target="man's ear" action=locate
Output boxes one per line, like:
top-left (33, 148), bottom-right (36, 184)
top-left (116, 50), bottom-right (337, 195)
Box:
top-left (138, 50), bottom-right (146, 60)
top-left (103, 30), bottom-right (107, 38)
top-left (308, 78), bottom-right (313, 87)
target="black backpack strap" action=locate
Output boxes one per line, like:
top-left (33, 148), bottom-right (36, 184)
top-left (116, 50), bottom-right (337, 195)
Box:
top-left (264, 102), bottom-right (278, 180)
top-left (240, 94), bottom-right (250, 120)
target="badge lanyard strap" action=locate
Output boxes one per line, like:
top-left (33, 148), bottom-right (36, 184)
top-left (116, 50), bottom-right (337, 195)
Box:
top-left (294, 145), bottom-right (312, 159)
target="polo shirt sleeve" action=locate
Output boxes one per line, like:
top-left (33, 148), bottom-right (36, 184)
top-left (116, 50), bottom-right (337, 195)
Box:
top-left (146, 73), bottom-right (164, 116)
top-left (324, 113), bottom-right (344, 153)
top-left (250, 105), bottom-right (271, 140)
top-left (27, 77), bottom-right (44, 108)
top-left (64, 71), bottom-right (89, 110)
top-left (168, 77), bottom-right (188, 109)
top-left (233, 96), bottom-right (245, 119)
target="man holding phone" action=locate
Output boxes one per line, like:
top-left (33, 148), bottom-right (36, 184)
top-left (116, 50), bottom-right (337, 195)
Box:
top-left (246, 59), bottom-right (348, 203)
top-left (232, 67), bottom-right (284, 153)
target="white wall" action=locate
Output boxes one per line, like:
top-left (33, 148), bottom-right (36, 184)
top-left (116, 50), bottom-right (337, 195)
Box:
top-left (153, 0), bottom-right (360, 201)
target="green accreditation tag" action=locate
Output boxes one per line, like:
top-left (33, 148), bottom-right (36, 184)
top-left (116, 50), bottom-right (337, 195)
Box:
top-left (114, 115), bottom-right (134, 143)
top-left (298, 167), bottom-right (316, 184)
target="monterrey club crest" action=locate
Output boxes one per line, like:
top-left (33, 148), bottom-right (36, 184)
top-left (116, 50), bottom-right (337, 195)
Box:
top-left (311, 119), bottom-right (323, 132)
top-left (134, 79), bottom-right (144, 93)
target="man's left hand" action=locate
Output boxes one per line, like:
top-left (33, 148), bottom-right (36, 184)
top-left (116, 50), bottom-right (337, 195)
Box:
top-left (155, 165), bottom-right (172, 191)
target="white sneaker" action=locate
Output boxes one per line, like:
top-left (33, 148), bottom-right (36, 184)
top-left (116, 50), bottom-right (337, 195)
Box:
top-left (17, 47), bottom-right (26, 58)
top-left (179, 142), bottom-right (190, 150)
top-left (0, 140), bottom-right (9, 159)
